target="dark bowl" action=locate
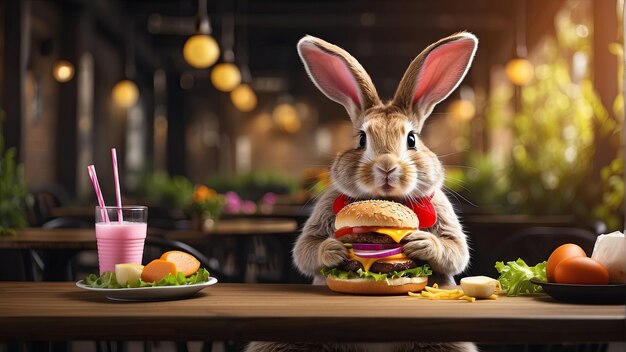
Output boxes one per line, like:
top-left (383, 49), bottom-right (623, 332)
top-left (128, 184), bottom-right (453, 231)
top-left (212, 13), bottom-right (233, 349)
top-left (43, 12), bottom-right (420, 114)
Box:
top-left (530, 279), bottom-right (626, 305)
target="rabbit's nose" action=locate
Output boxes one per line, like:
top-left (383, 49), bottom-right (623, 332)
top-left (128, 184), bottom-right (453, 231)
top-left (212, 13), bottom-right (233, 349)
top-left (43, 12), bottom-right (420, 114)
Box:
top-left (376, 166), bottom-right (398, 175)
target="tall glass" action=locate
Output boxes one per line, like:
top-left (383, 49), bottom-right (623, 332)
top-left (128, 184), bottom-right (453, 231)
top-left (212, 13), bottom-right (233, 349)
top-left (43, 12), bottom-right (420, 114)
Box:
top-left (95, 206), bottom-right (148, 274)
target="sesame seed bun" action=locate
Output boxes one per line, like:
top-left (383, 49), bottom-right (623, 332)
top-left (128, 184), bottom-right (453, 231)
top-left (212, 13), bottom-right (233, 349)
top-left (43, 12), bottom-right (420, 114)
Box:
top-left (334, 200), bottom-right (418, 229)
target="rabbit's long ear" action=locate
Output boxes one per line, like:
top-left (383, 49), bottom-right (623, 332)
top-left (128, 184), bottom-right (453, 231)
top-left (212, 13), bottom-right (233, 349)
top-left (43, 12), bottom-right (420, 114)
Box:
top-left (298, 35), bottom-right (380, 124)
top-left (393, 32), bottom-right (477, 132)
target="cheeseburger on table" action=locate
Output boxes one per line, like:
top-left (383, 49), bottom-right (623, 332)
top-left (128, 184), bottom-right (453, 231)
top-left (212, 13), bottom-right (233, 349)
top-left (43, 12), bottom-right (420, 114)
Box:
top-left (322, 200), bottom-right (432, 295)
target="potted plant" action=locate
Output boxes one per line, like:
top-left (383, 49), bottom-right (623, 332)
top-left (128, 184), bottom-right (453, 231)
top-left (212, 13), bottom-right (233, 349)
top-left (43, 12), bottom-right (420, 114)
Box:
top-left (0, 114), bottom-right (29, 236)
top-left (191, 185), bottom-right (225, 232)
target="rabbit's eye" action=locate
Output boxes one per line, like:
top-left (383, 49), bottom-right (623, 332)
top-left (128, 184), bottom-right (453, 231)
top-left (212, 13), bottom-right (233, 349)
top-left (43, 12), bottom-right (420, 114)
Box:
top-left (358, 131), bottom-right (366, 148)
top-left (407, 133), bottom-right (417, 149)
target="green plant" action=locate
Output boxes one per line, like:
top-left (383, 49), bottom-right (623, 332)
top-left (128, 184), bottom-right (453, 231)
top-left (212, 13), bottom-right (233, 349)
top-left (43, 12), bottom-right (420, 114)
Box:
top-left (0, 113), bottom-right (28, 236)
top-left (505, 46), bottom-right (601, 216)
top-left (138, 171), bottom-right (194, 209)
top-left (457, 4), bottom-right (621, 227)
top-left (205, 170), bottom-right (299, 201)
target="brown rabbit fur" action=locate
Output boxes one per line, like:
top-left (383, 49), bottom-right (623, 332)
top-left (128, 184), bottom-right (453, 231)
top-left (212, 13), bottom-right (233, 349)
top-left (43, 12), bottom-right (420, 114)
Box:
top-left (246, 33), bottom-right (478, 352)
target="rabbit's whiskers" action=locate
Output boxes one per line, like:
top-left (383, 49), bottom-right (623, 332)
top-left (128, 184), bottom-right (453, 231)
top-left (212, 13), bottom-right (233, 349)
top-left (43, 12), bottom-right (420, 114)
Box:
top-left (442, 185), bottom-right (478, 208)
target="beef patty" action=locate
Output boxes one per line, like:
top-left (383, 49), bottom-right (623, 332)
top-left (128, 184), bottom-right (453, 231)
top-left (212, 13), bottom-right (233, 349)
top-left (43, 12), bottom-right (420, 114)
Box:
top-left (338, 259), bottom-right (419, 274)
top-left (338, 232), bottom-right (405, 244)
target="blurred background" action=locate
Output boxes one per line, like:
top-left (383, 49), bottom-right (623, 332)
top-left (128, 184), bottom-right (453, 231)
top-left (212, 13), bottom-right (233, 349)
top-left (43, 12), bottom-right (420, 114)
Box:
top-left (1, 0), bottom-right (624, 351)
top-left (0, 0), bottom-right (624, 280)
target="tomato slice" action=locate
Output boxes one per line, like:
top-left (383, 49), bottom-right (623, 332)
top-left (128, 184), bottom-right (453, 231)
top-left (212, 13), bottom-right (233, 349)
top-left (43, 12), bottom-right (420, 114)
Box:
top-left (334, 226), bottom-right (380, 239)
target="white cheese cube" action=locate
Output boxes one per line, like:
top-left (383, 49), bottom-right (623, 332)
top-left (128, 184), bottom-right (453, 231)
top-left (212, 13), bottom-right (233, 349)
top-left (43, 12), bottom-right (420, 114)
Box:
top-left (591, 231), bottom-right (626, 284)
top-left (460, 276), bottom-right (501, 298)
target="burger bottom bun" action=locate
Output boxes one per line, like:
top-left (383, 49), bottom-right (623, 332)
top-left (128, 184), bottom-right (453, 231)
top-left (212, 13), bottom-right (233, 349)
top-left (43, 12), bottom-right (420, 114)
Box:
top-left (326, 276), bottom-right (428, 295)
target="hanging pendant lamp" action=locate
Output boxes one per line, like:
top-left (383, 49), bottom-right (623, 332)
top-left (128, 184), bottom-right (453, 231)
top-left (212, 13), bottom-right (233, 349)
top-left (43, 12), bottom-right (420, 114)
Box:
top-left (506, 0), bottom-right (534, 86)
top-left (211, 13), bottom-right (241, 92)
top-left (230, 3), bottom-right (257, 112)
top-left (112, 23), bottom-right (140, 108)
top-left (183, 0), bottom-right (220, 69)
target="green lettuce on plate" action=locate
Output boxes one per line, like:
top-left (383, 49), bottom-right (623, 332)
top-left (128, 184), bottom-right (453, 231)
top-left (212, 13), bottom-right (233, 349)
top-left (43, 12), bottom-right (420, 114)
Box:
top-left (321, 264), bottom-right (432, 282)
top-left (83, 268), bottom-right (210, 289)
top-left (495, 258), bottom-right (546, 296)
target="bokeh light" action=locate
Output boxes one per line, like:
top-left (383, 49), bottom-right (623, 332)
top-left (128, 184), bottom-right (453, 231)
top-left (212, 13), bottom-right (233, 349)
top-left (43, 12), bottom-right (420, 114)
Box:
top-left (112, 79), bottom-right (140, 108)
top-left (52, 60), bottom-right (75, 83)
top-left (210, 63), bottom-right (241, 92)
top-left (230, 84), bottom-right (257, 112)
top-left (183, 34), bottom-right (220, 68)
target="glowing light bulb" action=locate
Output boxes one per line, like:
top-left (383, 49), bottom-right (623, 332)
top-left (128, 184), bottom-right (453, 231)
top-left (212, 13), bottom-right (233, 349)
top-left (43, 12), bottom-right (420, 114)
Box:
top-left (183, 34), bottom-right (220, 68)
top-left (273, 103), bottom-right (300, 133)
top-left (230, 84), bottom-right (257, 112)
top-left (448, 99), bottom-right (476, 122)
top-left (112, 79), bottom-right (140, 108)
top-left (210, 63), bottom-right (241, 92)
top-left (506, 58), bottom-right (534, 86)
top-left (52, 60), bottom-right (75, 82)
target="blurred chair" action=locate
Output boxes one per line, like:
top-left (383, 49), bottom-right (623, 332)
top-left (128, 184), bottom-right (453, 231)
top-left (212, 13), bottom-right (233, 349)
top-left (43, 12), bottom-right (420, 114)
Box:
top-left (144, 235), bottom-right (231, 285)
top-left (147, 206), bottom-right (191, 230)
top-left (461, 214), bottom-right (605, 277)
top-left (42, 217), bottom-right (90, 230)
top-left (220, 211), bottom-right (311, 284)
top-left (19, 217), bottom-right (91, 281)
top-left (245, 234), bottom-right (309, 284)
top-left (26, 185), bottom-right (70, 227)
top-left (143, 236), bottom-right (213, 269)
top-left (490, 226), bottom-right (598, 266)
top-left (42, 217), bottom-right (92, 281)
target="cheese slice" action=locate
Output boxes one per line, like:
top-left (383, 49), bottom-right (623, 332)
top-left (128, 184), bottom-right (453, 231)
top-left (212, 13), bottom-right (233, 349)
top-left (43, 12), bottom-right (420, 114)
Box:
top-left (348, 249), bottom-right (409, 272)
top-left (372, 228), bottom-right (414, 243)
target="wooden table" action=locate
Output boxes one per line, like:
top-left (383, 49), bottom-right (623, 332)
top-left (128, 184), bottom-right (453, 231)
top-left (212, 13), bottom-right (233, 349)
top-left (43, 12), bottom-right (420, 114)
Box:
top-left (166, 218), bottom-right (298, 241)
top-left (0, 219), bottom-right (297, 250)
top-left (0, 228), bottom-right (98, 281)
top-left (0, 218), bottom-right (298, 250)
top-left (0, 228), bottom-right (97, 250)
top-left (0, 282), bottom-right (623, 343)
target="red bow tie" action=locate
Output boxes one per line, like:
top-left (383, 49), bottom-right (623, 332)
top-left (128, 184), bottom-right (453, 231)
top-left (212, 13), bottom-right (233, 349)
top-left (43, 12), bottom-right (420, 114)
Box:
top-left (332, 194), bottom-right (437, 229)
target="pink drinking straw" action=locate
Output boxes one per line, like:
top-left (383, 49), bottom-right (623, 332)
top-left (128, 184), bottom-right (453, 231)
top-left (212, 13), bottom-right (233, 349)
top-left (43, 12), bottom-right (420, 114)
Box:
top-left (87, 165), bottom-right (110, 223)
top-left (111, 148), bottom-right (124, 223)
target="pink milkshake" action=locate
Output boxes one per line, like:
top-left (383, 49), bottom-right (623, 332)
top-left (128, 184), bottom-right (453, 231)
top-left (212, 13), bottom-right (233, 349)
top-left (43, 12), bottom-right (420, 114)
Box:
top-left (95, 206), bottom-right (148, 274)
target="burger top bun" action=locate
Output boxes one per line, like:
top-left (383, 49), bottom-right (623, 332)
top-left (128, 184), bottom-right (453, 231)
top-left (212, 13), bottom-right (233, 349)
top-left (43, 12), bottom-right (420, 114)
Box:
top-left (335, 200), bottom-right (418, 230)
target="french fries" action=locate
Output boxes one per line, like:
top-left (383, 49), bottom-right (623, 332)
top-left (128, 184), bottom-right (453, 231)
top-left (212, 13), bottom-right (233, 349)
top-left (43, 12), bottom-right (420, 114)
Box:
top-left (408, 283), bottom-right (498, 302)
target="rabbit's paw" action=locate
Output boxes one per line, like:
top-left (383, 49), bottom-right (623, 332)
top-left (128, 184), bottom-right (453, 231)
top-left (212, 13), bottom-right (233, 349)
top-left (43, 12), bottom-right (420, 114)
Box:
top-left (403, 231), bottom-right (441, 262)
top-left (319, 238), bottom-right (348, 268)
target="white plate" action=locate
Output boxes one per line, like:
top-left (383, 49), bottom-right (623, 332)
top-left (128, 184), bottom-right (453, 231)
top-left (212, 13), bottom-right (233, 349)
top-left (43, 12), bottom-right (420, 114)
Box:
top-left (76, 277), bottom-right (218, 301)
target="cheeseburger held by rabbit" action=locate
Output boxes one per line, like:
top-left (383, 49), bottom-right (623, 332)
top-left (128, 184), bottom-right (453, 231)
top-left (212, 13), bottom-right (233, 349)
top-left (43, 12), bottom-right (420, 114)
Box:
top-left (325, 199), bottom-right (433, 295)
top-left (245, 33), bottom-right (479, 352)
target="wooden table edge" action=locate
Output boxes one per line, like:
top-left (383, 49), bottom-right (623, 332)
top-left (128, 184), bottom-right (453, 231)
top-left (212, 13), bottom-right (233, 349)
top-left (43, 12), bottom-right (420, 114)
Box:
top-left (1, 315), bottom-right (624, 343)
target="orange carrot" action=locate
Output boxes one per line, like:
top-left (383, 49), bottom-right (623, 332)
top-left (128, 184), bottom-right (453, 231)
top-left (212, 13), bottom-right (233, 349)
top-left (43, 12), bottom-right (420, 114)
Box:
top-left (141, 259), bottom-right (177, 282)
top-left (160, 251), bottom-right (201, 277)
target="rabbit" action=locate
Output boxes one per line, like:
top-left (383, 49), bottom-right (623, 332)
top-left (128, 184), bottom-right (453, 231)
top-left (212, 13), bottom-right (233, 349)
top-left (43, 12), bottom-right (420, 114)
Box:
top-left (245, 33), bottom-right (478, 352)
